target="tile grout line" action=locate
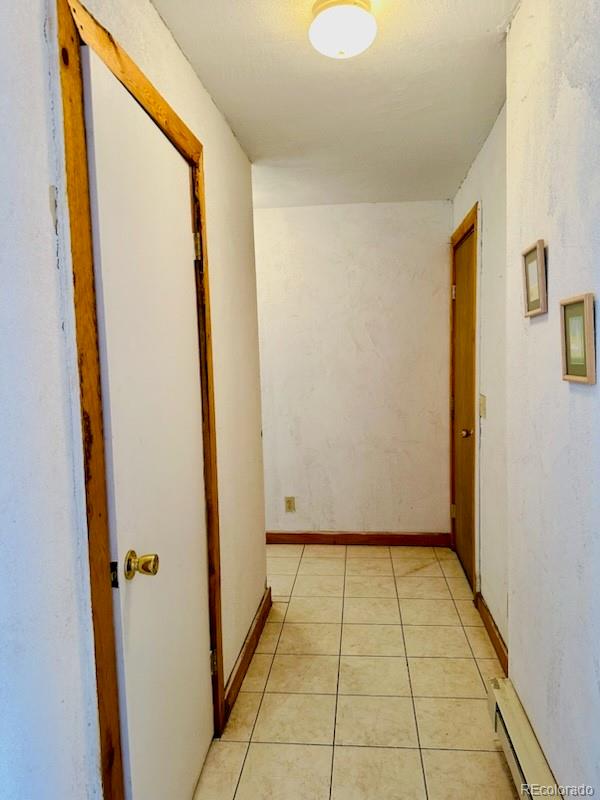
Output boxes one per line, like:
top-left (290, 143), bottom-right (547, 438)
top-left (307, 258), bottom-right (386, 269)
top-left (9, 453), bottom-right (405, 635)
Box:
top-left (230, 545), bottom-right (305, 799)
top-left (236, 689), bottom-right (489, 700)
top-left (221, 739), bottom-right (502, 754)
top-left (256, 619), bottom-right (478, 627)
top-left (408, 545), bottom-right (474, 796)
top-left (435, 549), bottom-right (509, 773)
top-left (259, 654), bottom-right (487, 661)
top-left (437, 551), bottom-right (489, 691)
top-left (394, 547), bottom-right (430, 800)
top-left (328, 547), bottom-right (347, 800)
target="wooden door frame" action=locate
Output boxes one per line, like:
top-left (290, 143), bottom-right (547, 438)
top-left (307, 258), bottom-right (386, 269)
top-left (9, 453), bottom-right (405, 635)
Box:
top-left (57, 1), bottom-right (225, 795)
top-left (449, 203), bottom-right (478, 585)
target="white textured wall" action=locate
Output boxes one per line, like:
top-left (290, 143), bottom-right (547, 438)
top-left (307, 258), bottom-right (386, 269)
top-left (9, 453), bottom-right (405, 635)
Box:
top-left (506, 0), bottom-right (600, 786)
top-left (0, 4), bottom-right (101, 797)
top-left (0, 1), bottom-right (264, 797)
top-left (453, 106), bottom-right (508, 640)
top-left (254, 202), bottom-right (452, 533)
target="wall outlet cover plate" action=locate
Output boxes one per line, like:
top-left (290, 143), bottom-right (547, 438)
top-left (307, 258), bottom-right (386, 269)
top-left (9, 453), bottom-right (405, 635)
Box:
top-left (284, 496), bottom-right (296, 513)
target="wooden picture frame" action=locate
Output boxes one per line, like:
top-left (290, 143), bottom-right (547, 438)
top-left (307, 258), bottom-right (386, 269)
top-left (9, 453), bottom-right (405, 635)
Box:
top-left (560, 293), bottom-right (596, 384)
top-left (522, 240), bottom-right (547, 317)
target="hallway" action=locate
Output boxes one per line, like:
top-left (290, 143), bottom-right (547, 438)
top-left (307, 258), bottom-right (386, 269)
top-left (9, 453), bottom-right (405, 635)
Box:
top-left (195, 544), bottom-right (514, 799)
top-left (4, 1), bottom-right (600, 797)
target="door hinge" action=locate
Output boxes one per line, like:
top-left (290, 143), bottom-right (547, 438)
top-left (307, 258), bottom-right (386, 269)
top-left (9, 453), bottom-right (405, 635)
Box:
top-left (210, 649), bottom-right (218, 675)
top-left (450, 503), bottom-right (457, 519)
top-left (110, 561), bottom-right (119, 589)
top-left (451, 284), bottom-right (456, 300)
top-left (450, 396), bottom-right (455, 417)
top-left (193, 230), bottom-right (202, 261)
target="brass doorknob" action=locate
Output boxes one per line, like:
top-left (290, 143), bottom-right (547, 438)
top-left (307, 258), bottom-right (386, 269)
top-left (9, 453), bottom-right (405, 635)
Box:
top-left (124, 549), bottom-right (160, 580)
top-left (460, 429), bottom-right (474, 438)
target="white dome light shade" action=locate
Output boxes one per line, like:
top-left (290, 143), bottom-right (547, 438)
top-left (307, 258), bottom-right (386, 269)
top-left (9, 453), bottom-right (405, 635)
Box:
top-left (309, 1), bottom-right (377, 60)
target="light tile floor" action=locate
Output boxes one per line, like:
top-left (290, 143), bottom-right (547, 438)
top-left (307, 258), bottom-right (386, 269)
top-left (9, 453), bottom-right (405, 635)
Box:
top-left (194, 545), bottom-right (516, 800)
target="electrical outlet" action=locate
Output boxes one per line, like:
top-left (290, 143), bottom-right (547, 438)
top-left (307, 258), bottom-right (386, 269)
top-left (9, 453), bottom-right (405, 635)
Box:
top-left (284, 496), bottom-right (296, 513)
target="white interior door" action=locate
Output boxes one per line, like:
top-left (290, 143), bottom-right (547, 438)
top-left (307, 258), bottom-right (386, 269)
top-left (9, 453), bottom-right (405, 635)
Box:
top-left (82, 48), bottom-right (213, 799)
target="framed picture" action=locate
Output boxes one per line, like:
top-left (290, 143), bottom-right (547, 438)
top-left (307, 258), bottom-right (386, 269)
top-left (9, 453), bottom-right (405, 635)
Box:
top-left (560, 293), bottom-right (596, 384)
top-left (522, 240), bottom-right (548, 317)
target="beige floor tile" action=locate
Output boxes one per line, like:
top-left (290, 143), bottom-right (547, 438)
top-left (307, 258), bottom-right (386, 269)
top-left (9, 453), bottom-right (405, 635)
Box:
top-left (347, 545), bottom-right (391, 558)
top-left (292, 574), bottom-right (344, 597)
top-left (241, 653), bottom-right (273, 692)
top-left (220, 693), bottom-right (262, 742)
top-left (346, 558), bottom-right (393, 576)
top-left (341, 624), bottom-right (405, 656)
top-left (408, 657), bottom-right (486, 698)
top-left (235, 743), bottom-right (332, 800)
top-left (465, 626), bottom-right (497, 658)
top-left (267, 556), bottom-right (300, 575)
top-left (400, 599), bottom-right (461, 626)
top-left (193, 740), bottom-right (247, 800)
top-left (277, 622), bottom-right (341, 655)
top-left (268, 601), bottom-right (288, 623)
top-left (266, 654), bottom-right (339, 694)
top-left (477, 658), bottom-right (506, 686)
top-left (454, 599), bottom-right (483, 626)
top-left (396, 577), bottom-right (452, 599)
top-left (302, 544), bottom-right (346, 558)
top-left (266, 544), bottom-right (304, 557)
top-left (404, 626), bottom-right (471, 658)
top-left (253, 692), bottom-right (336, 744)
top-left (390, 546), bottom-right (437, 560)
top-left (440, 559), bottom-right (467, 578)
top-left (339, 656), bottom-right (410, 696)
top-left (256, 622), bottom-right (282, 654)
top-left (332, 746), bottom-right (426, 800)
top-left (422, 749), bottom-right (517, 799)
top-left (393, 558), bottom-right (443, 577)
top-left (335, 695), bottom-right (418, 747)
top-left (268, 574), bottom-right (295, 598)
top-left (434, 547), bottom-right (458, 561)
top-left (286, 596), bottom-right (343, 623)
top-left (415, 697), bottom-right (500, 750)
top-left (446, 576), bottom-right (473, 600)
top-left (343, 597), bottom-right (401, 624)
top-left (344, 575), bottom-right (396, 597)
top-left (298, 557), bottom-right (346, 576)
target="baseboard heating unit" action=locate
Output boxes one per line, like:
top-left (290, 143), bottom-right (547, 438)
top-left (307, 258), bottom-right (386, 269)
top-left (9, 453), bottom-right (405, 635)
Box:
top-left (488, 678), bottom-right (558, 797)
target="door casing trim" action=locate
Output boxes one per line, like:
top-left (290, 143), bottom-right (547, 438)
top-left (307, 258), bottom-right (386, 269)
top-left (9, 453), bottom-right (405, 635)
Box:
top-left (57, 2), bottom-right (225, 795)
top-left (450, 203), bottom-right (479, 591)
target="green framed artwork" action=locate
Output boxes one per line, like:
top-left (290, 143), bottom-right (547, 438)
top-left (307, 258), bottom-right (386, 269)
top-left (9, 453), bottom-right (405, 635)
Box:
top-left (560, 293), bottom-right (596, 384)
top-left (522, 240), bottom-right (547, 317)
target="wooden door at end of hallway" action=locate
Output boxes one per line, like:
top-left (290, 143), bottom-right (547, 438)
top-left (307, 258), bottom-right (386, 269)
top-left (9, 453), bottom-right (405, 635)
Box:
top-left (451, 210), bottom-right (477, 589)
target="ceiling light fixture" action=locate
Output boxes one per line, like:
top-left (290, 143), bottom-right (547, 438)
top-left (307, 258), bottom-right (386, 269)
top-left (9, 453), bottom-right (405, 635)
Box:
top-left (309, 0), bottom-right (378, 60)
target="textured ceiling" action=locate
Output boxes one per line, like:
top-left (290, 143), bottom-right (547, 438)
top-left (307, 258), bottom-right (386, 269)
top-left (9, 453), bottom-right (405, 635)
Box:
top-left (151, 0), bottom-right (518, 207)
